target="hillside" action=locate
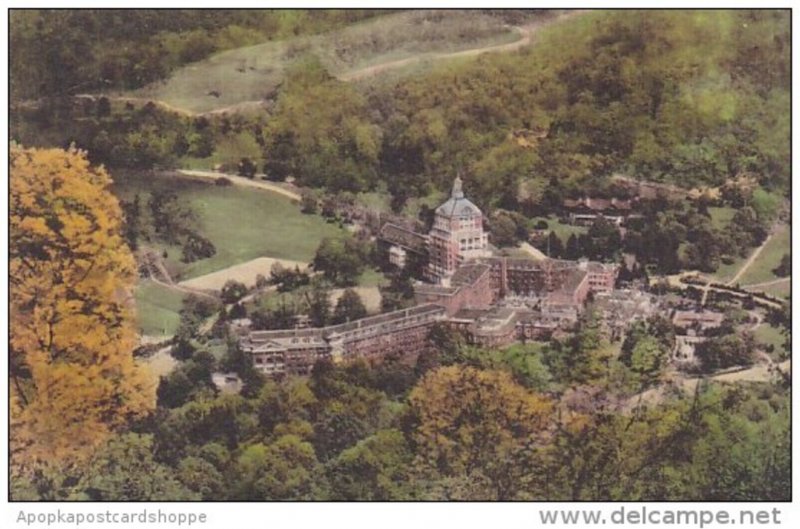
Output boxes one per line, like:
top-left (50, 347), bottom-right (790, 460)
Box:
top-left (9, 10), bottom-right (388, 101)
top-left (11, 10), bottom-right (789, 215)
top-left (130, 10), bottom-right (531, 113)
top-left (361, 9), bottom-right (790, 199)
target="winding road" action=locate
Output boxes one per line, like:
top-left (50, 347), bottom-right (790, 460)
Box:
top-left (742, 277), bottom-right (790, 289)
top-left (338, 12), bottom-right (584, 81)
top-left (176, 169), bottom-right (302, 201)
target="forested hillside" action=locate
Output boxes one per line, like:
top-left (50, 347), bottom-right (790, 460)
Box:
top-left (10, 9), bottom-right (789, 281)
top-left (12, 10), bottom-right (789, 206)
top-left (10, 10), bottom-right (386, 99)
top-left (392, 10), bottom-right (789, 198)
top-left (351, 10), bottom-right (789, 204)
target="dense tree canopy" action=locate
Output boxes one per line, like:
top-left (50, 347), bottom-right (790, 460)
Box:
top-left (408, 366), bottom-right (553, 478)
top-left (312, 236), bottom-right (369, 286)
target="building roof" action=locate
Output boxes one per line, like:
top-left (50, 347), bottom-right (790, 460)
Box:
top-left (451, 262), bottom-right (490, 287)
top-left (414, 283), bottom-right (460, 297)
top-left (244, 304), bottom-right (446, 348)
top-left (379, 223), bottom-right (427, 253)
top-left (325, 303), bottom-right (444, 336)
top-left (452, 308), bottom-right (491, 321)
top-left (436, 176), bottom-right (483, 218)
top-left (551, 269), bottom-right (588, 298)
top-left (563, 197), bottom-right (633, 212)
top-left (672, 310), bottom-right (725, 328)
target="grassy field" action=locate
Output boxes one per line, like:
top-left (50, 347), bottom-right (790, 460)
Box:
top-left (753, 322), bottom-right (788, 361)
top-left (357, 268), bottom-right (388, 288)
top-left (530, 216), bottom-right (588, 240)
top-left (130, 11), bottom-right (521, 113)
top-left (705, 207), bottom-right (743, 281)
top-left (712, 256), bottom-right (747, 284)
top-left (738, 224), bottom-right (790, 286)
top-left (135, 279), bottom-right (185, 337)
top-left (708, 206), bottom-right (736, 230)
top-left (751, 280), bottom-right (791, 300)
top-left (179, 131), bottom-right (263, 172)
top-left (712, 223), bottom-right (790, 285)
top-left (112, 171), bottom-right (344, 281)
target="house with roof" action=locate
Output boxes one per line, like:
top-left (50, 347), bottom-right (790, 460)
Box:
top-left (378, 222), bottom-right (428, 270)
top-left (562, 197), bottom-right (635, 226)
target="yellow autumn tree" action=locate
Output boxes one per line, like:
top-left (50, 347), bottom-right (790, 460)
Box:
top-left (10, 144), bottom-right (155, 474)
top-left (408, 365), bottom-right (554, 478)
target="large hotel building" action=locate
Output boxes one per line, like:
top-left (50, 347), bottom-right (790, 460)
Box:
top-left (238, 178), bottom-right (618, 377)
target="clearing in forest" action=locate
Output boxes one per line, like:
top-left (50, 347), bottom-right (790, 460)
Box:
top-left (127, 10), bottom-right (550, 113)
top-left (112, 171), bottom-right (344, 281)
top-left (114, 171), bottom-right (344, 336)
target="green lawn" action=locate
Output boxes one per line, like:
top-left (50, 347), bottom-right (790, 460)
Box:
top-left (706, 206), bottom-right (743, 282)
top-left (357, 268), bottom-right (388, 288)
top-left (708, 206), bottom-right (736, 230)
top-left (179, 131), bottom-right (262, 172)
top-left (530, 216), bottom-right (588, 240)
top-left (712, 223), bottom-right (790, 285)
top-left (113, 171), bottom-right (345, 280)
top-left (205, 340), bottom-right (229, 362)
top-left (712, 256), bottom-right (747, 284)
top-left (749, 279), bottom-right (790, 300)
top-left (738, 224), bottom-right (790, 286)
top-left (175, 184), bottom-right (344, 279)
top-left (356, 188), bottom-right (448, 220)
top-left (134, 279), bottom-right (185, 337)
top-left (753, 323), bottom-right (788, 361)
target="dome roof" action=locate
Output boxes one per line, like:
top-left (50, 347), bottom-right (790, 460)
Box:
top-left (436, 176), bottom-right (483, 218)
top-left (436, 196), bottom-right (482, 217)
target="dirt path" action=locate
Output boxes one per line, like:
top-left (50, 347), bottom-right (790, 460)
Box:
top-left (73, 93), bottom-right (271, 117)
top-left (726, 231), bottom-right (775, 287)
top-left (699, 280), bottom-right (782, 309)
top-left (339, 11), bottom-right (586, 82)
top-left (742, 277), bottom-right (790, 289)
top-left (139, 245), bottom-right (218, 300)
top-left (203, 100), bottom-right (269, 116)
top-left (179, 256), bottom-right (309, 291)
top-left (622, 359), bottom-right (790, 412)
top-left (149, 274), bottom-right (218, 300)
top-left (176, 169), bottom-right (302, 201)
top-left (653, 271), bottom-right (784, 310)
